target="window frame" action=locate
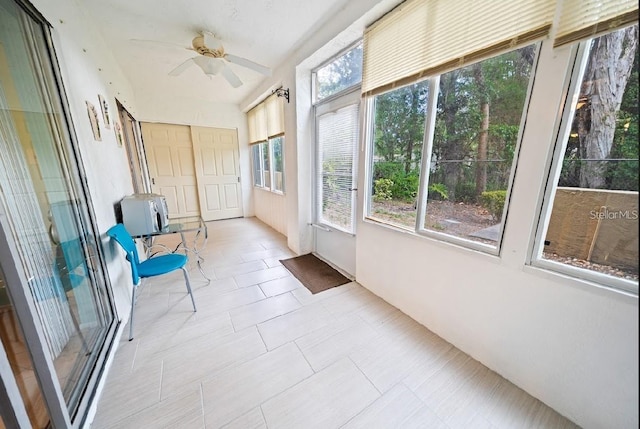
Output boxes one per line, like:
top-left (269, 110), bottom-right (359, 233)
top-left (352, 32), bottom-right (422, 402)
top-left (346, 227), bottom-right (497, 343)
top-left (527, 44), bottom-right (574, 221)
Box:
top-left (270, 135), bottom-right (285, 194)
top-left (251, 138), bottom-right (285, 195)
top-left (530, 38), bottom-right (638, 295)
top-left (312, 40), bottom-right (363, 106)
top-left (364, 43), bottom-right (541, 255)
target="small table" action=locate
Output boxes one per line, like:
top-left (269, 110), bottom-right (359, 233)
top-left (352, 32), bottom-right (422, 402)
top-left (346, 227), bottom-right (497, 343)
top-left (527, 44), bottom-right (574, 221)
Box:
top-left (132, 216), bottom-right (210, 283)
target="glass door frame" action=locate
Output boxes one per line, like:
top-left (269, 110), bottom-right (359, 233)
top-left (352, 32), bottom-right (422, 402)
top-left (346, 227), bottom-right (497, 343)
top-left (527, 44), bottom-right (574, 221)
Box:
top-left (0, 0), bottom-right (120, 426)
top-left (312, 88), bottom-right (362, 276)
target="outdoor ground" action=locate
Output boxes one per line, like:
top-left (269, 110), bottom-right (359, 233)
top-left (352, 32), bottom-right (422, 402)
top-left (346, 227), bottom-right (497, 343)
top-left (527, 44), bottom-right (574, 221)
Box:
top-left (371, 199), bottom-right (496, 241)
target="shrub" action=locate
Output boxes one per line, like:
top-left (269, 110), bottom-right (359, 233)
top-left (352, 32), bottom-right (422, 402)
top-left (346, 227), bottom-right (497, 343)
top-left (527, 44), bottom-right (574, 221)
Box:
top-left (373, 162), bottom-right (404, 181)
top-left (480, 190), bottom-right (507, 221)
top-left (454, 181), bottom-right (477, 203)
top-left (391, 173), bottom-right (419, 202)
top-left (373, 178), bottom-right (394, 202)
top-left (427, 183), bottom-right (448, 200)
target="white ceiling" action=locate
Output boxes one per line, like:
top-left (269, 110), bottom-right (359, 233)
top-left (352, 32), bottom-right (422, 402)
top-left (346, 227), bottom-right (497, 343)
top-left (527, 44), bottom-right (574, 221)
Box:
top-left (83, 0), bottom-right (354, 106)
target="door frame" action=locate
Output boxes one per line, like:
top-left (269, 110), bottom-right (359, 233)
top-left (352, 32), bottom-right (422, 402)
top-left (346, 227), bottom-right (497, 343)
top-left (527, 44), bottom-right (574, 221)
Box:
top-left (0, 0), bottom-right (119, 426)
top-left (312, 88), bottom-right (362, 276)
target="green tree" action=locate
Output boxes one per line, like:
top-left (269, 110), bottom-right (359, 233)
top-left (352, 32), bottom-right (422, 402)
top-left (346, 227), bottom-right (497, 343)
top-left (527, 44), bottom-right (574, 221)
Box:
top-left (316, 44), bottom-right (363, 99)
top-left (576, 25), bottom-right (638, 188)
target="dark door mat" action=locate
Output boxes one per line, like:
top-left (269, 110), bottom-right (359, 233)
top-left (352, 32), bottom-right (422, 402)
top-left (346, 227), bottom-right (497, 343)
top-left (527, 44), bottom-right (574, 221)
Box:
top-left (280, 253), bottom-right (351, 294)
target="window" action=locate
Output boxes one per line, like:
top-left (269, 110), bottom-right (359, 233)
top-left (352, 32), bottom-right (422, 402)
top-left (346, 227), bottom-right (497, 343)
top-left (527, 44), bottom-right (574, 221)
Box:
top-left (316, 99), bottom-right (359, 232)
top-left (314, 42), bottom-right (363, 103)
top-left (252, 143), bottom-right (266, 187)
top-left (247, 94), bottom-right (285, 193)
top-left (369, 80), bottom-right (429, 230)
top-left (533, 24), bottom-right (639, 292)
top-left (261, 141), bottom-right (271, 189)
top-left (361, 0), bottom-right (554, 252)
top-left (271, 136), bottom-right (285, 192)
top-left (367, 44), bottom-right (537, 251)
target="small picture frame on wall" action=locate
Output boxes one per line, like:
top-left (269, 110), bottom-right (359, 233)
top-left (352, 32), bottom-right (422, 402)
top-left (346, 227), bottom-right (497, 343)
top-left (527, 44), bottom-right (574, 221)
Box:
top-left (86, 101), bottom-right (101, 141)
top-left (98, 94), bottom-right (111, 129)
top-left (114, 121), bottom-right (124, 147)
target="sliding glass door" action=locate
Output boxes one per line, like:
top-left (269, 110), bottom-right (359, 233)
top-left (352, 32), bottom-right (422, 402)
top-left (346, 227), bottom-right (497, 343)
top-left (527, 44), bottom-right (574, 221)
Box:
top-left (0, 0), bottom-right (117, 426)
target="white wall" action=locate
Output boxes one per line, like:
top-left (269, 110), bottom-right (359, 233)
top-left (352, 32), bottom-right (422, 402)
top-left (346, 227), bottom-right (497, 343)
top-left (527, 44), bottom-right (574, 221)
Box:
top-left (253, 188), bottom-right (287, 236)
top-left (243, 3), bottom-right (638, 429)
top-left (30, 0), bottom-right (138, 320)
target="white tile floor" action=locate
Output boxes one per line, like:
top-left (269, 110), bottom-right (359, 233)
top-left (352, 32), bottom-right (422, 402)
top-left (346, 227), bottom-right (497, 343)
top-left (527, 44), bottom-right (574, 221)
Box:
top-left (91, 217), bottom-right (579, 429)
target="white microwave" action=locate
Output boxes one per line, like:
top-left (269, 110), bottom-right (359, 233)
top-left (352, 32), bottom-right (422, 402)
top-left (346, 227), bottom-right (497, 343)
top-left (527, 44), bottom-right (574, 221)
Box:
top-left (120, 193), bottom-right (169, 236)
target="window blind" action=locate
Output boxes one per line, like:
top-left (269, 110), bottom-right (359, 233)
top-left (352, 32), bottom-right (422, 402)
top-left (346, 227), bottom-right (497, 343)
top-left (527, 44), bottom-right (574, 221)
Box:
top-left (554, 0), bottom-right (639, 47)
top-left (265, 94), bottom-right (285, 137)
top-left (247, 94), bottom-right (285, 143)
top-left (316, 103), bottom-right (359, 233)
top-left (247, 102), bottom-right (268, 144)
top-left (362, 0), bottom-right (555, 96)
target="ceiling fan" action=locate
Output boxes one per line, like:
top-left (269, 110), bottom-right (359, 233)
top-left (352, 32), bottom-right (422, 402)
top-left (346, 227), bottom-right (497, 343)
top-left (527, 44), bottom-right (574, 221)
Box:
top-left (168, 31), bottom-right (272, 88)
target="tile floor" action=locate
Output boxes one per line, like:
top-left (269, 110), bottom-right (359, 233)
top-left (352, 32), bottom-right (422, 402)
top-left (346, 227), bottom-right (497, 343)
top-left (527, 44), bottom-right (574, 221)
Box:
top-left (91, 217), bottom-right (579, 429)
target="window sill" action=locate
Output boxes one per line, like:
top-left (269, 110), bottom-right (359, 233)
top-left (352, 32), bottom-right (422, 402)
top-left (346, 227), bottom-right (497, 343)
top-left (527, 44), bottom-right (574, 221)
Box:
top-left (526, 259), bottom-right (638, 297)
top-left (253, 186), bottom-right (285, 196)
top-left (362, 216), bottom-right (502, 262)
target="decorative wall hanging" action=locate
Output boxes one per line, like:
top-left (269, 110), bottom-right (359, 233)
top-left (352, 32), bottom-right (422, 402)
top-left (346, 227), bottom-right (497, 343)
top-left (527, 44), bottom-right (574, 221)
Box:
top-left (114, 120), bottom-right (123, 147)
top-left (98, 94), bottom-right (111, 129)
top-left (86, 101), bottom-right (101, 141)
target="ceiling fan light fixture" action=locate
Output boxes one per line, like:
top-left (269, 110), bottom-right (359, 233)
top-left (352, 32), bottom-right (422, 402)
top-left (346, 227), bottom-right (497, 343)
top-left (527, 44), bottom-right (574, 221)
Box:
top-left (193, 56), bottom-right (224, 76)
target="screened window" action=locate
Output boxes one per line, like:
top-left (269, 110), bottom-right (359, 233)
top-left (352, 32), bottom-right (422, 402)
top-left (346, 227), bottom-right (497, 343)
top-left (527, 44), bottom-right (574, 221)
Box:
top-left (367, 44), bottom-right (537, 251)
top-left (533, 25), bottom-right (639, 291)
top-left (314, 42), bottom-right (363, 103)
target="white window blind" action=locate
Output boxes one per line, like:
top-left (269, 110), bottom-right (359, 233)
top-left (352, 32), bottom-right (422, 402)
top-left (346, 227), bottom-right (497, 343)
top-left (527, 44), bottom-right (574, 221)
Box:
top-left (265, 94), bottom-right (285, 137)
top-left (316, 103), bottom-right (359, 233)
top-left (362, 0), bottom-right (555, 96)
top-left (247, 102), bottom-right (268, 144)
top-left (554, 0), bottom-right (639, 47)
top-left (247, 93), bottom-right (285, 144)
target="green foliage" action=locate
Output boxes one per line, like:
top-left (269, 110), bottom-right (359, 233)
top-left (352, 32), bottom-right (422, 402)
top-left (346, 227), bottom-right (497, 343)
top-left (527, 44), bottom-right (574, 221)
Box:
top-left (454, 181), bottom-right (477, 203)
top-left (373, 162), bottom-right (404, 181)
top-left (391, 173), bottom-right (419, 202)
top-left (316, 44), bottom-right (363, 100)
top-left (373, 178), bottom-right (394, 202)
top-left (606, 113), bottom-right (638, 190)
top-left (373, 161), bottom-right (420, 201)
top-left (427, 183), bottom-right (448, 200)
top-left (480, 190), bottom-right (507, 221)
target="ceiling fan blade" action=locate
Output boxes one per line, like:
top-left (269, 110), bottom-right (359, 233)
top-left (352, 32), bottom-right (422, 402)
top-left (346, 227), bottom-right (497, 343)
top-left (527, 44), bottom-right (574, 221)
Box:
top-left (168, 58), bottom-right (196, 76)
top-left (220, 63), bottom-right (243, 88)
top-left (224, 53), bottom-right (272, 76)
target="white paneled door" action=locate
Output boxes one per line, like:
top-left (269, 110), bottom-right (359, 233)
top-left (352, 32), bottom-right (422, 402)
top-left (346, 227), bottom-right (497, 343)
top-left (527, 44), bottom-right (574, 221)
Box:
top-left (191, 126), bottom-right (243, 221)
top-left (141, 122), bottom-right (243, 221)
top-left (142, 123), bottom-right (201, 218)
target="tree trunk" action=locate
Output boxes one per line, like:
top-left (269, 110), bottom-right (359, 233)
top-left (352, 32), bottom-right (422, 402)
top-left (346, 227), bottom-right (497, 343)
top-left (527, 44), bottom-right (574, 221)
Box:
top-left (439, 73), bottom-right (462, 202)
top-left (473, 63), bottom-right (489, 196)
top-left (577, 26), bottom-right (638, 188)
